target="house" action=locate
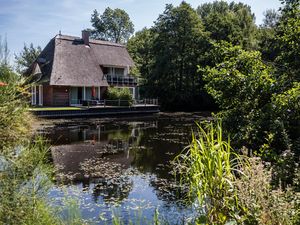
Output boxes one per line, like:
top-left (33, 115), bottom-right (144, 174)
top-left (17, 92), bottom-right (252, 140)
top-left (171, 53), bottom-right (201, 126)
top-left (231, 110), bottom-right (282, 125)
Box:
top-left (27, 31), bottom-right (136, 106)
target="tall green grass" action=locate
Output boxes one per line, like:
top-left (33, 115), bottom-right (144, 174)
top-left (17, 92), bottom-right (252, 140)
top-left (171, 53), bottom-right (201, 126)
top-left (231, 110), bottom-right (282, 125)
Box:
top-left (175, 121), bottom-right (242, 224)
top-left (175, 121), bottom-right (299, 225)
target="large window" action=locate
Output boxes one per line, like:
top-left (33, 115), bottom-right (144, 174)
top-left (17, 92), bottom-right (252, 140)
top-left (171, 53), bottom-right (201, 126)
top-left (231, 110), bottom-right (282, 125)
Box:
top-left (115, 68), bottom-right (125, 76)
top-left (103, 67), bottom-right (125, 76)
top-left (31, 85), bottom-right (43, 106)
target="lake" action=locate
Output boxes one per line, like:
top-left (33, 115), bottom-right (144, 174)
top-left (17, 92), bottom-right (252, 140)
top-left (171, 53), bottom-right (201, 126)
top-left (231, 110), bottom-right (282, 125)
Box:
top-left (36, 112), bottom-right (211, 224)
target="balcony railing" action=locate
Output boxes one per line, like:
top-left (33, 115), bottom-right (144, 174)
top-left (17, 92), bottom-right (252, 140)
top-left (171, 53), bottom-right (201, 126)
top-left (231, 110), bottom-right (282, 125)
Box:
top-left (105, 75), bottom-right (138, 86)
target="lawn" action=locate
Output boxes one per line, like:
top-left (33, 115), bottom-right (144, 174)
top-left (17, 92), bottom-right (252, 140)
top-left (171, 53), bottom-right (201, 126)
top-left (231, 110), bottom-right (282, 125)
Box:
top-left (29, 107), bottom-right (85, 111)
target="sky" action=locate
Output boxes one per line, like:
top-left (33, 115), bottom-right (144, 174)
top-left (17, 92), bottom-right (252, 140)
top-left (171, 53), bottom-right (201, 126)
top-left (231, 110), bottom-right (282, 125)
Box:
top-left (0, 0), bottom-right (282, 59)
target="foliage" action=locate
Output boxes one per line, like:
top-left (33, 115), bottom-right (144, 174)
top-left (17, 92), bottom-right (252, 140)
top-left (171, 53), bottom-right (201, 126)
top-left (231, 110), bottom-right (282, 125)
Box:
top-left (128, 1), bottom-right (258, 110)
top-left (106, 87), bottom-right (133, 106)
top-left (128, 2), bottom-right (215, 110)
top-left (275, 0), bottom-right (300, 82)
top-left (235, 157), bottom-right (299, 225)
top-left (90, 7), bottom-right (134, 43)
top-left (175, 122), bottom-right (299, 225)
top-left (0, 65), bottom-right (58, 224)
top-left (0, 64), bottom-right (32, 149)
top-left (197, 1), bottom-right (258, 50)
top-left (175, 121), bottom-right (242, 224)
top-left (202, 43), bottom-right (278, 151)
top-left (0, 138), bottom-right (59, 225)
top-left (0, 65), bottom-right (87, 225)
top-left (262, 9), bottom-right (281, 29)
top-left (15, 43), bottom-right (41, 74)
top-left (127, 28), bottom-right (155, 79)
top-left (258, 9), bottom-right (281, 61)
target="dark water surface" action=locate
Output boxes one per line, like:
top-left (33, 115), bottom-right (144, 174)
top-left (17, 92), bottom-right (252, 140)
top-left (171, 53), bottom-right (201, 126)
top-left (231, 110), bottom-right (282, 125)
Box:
top-left (37, 112), bottom-right (211, 224)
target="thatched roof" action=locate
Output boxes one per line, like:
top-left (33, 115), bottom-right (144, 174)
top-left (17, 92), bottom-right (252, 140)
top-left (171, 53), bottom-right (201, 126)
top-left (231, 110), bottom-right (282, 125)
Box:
top-left (28, 35), bottom-right (134, 87)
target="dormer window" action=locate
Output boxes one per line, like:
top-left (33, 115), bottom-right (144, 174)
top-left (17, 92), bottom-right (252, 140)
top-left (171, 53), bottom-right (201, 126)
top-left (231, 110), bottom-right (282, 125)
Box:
top-left (103, 67), bottom-right (125, 76)
top-left (115, 68), bottom-right (124, 76)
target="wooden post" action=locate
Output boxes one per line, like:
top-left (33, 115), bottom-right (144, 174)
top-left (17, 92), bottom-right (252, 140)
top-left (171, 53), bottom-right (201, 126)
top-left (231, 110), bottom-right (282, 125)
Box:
top-left (118, 99), bottom-right (120, 106)
top-left (104, 99), bottom-right (106, 107)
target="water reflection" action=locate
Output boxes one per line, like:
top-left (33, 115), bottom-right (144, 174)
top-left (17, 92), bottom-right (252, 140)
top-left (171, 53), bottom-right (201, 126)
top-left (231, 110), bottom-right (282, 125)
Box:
top-left (39, 113), bottom-right (209, 224)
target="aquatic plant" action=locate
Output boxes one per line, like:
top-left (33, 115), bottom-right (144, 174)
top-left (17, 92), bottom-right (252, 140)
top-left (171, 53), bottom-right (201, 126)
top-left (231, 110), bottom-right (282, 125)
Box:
top-left (175, 121), bottom-right (300, 225)
top-left (175, 121), bottom-right (242, 224)
top-left (111, 209), bottom-right (161, 225)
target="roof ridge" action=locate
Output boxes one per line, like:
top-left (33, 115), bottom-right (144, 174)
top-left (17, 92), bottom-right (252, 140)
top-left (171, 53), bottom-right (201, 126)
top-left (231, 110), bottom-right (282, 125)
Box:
top-left (56, 34), bottom-right (126, 47)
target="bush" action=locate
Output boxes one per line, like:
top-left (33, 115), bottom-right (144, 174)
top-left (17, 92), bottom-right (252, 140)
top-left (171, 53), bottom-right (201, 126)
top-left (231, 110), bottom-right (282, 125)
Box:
top-left (202, 43), bottom-right (299, 161)
top-left (236, 157), bottom-right (299, 225)
top-left (106, 87), bottom-right (133, 106)
top-left (0, 65), bottom-right (87, 225)
top-left (0, 65), bottom-right (32, 149)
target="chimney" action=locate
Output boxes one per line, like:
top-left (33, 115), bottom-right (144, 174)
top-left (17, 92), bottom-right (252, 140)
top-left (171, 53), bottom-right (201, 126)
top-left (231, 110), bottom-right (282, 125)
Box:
top-left (82, 30), bottom-right (90, 46)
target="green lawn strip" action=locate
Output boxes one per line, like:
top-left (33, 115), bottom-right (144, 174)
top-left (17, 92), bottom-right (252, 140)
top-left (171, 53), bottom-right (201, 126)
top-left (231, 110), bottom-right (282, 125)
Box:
top-left (29, 107), bottom-right (86, 111)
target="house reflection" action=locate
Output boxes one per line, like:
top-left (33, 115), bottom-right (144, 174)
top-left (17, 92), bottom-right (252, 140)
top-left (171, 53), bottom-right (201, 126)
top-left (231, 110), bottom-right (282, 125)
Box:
top-left (46, 120), bottom-right (158, 203)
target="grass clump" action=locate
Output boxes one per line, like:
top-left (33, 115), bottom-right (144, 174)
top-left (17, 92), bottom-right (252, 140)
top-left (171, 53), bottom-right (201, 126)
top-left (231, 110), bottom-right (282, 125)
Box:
top-left (175, 121), bottom-right (299, 225)
top-left (175, 121), bottom-right (242, 224)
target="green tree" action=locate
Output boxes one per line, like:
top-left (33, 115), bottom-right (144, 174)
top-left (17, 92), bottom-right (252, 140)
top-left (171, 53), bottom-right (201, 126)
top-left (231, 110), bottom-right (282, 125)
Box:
top-left (203, 43), bottom-right (277, 151)
top-left (14, 43), bottom-right (41, 74)
top-left (197, 1), bottom-right (258, 49)
top-left (90, 7), bottom-right (134, 43)
top-left (262, 9), bottom-right (281, 28)
top-left (275, 0), bottom-right (300, 82)
top-left (127, 28), bottom-right (156, 97)
top-left (145, 2), bottom-right (211, 110)
top-left (258, 9), bottom-right (281, 61)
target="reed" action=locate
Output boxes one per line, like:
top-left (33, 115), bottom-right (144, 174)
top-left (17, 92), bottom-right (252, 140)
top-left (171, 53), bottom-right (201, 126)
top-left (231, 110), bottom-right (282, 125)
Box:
top-left (175, 121), bottom-right (243, 224)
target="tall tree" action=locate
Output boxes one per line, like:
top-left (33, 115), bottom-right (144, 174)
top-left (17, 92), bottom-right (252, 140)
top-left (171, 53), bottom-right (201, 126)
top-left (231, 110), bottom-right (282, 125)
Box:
top-left (262, 9), bottom-right (281, 28)
top-left (127, 28), bottom-right (155, 78)
top-left (197, 1), bottom-right (258, 49)
top-left (147, 2), bottom-right (211, 110)
top-left (15, 43), bottom-right (41, 74)
top-left (258, 9), bottom-right (281, 61)
top-left (275, 0), bottom-right (300, 82)
top-left (90, 7), bottom-right (134, 43)
top-left (202, 0), bottom-right (300, 159)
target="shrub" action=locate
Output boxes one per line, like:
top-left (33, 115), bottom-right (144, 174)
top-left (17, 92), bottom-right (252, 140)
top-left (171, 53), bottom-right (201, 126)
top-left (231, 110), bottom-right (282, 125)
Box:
top-left (0, 65), bottom-right (86, 225)
top-left (0, 65), bottom-right (32, 149)
top-left (106, 87), bottom-right (133, 106)
top-left (236, 157), bottom-right (299, 225)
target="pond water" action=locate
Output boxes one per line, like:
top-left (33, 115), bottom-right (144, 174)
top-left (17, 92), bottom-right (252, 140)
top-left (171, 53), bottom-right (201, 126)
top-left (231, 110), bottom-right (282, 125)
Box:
top-left (37, 112), bottom-right (211, 224)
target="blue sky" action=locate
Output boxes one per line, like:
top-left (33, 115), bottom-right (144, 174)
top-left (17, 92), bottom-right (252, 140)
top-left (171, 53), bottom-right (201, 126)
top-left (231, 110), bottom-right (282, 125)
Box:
top-left (0, 0), bottom-right (282, 59)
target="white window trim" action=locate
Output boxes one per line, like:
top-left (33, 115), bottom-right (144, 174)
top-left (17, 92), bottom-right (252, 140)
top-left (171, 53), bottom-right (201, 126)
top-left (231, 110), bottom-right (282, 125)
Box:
top-left (39, 85), bottom-right (43, 106)
top-left (83, 86), bottom-right (86, 100)
top-left (32, 86), bottom-right (37, 105)
top-left (98, 86), bottom-right (101, 100)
